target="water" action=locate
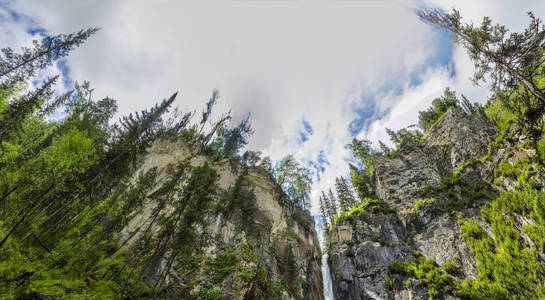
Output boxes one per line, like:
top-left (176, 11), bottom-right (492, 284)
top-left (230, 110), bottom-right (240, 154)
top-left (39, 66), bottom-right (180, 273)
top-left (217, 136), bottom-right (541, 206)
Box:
top-left (317, 221), bottom-right (334, 300)
top-left (321, 249), bottom-right (334, 300)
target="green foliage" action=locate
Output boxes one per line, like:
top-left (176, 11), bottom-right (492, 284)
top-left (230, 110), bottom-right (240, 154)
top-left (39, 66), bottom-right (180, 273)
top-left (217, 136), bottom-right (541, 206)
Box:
top-left (335, 176), bottom-right (356, 213)
top-left (278, 244), bottom-right (299, 295)
top-left (332, 198), bottom-right (394, 229)
top-left (275, 155), bottom-right (312, 210)
top-left (442, 261), bottom-right (463, 277)
top-left (348, 138), bottom-right (375, 175)
top-left (349, 164), bottom-right (374, 201)
top-left (417, 9), bottom-right (545, 108)
top-left (385, 277), bottom-right (393, 291)
top-left (459, 217), bottom-right (544, 298)
top-left (401, 198), bottom-right (436, 215)
top-left (0, 222), bottom-right (150, 299)
top-left (418, 88), bottom-right (459, 131)
top-left (385, 125), bottom-right (423, 149)
top-left (388, 252), bottom-right (506, 299)
top-left (208, 114), bottom-right (253, 160)
top-left (388, 253), bottom-right (458, 298)
top-left (217, 173), bottom-right (256, 227)
top-left (484, 97), bottom-right (518, 135)
top-left (207, 248), bottom-right (239, 284)
top-left (199, 282), bottom-right (223, 300)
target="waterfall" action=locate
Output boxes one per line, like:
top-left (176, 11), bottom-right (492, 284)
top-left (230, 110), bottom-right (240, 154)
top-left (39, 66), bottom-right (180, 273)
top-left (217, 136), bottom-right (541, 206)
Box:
top-left (317, 220), bottom-right (334, 300)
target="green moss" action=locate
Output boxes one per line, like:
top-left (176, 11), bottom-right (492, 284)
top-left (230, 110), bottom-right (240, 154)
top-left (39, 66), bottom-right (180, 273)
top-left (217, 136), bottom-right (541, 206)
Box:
top-left (523, 224), bottom-right (545, 250)
top-left (282, 227), bottom-right (301, 244)
top-left (330, 197), bottom-right (395, 230)
top-left (401, 198), bottom-right (436, 215)
top-left (385, 277), bottom-right (393, 291)
top-left (459, 217), bottom-right (544, 298)
top-left (199, 282), bottom-right (223, 300)
top-left (484, 98), bottom-right (517, 136)
top-left (388, 251), bottom-right (506, 299)
top-left (207, 249), bottom-right (239, 284)
top-left (442, 261), bottom-right (462, 277)
top-left (388, 253), bottom-right (458, 297)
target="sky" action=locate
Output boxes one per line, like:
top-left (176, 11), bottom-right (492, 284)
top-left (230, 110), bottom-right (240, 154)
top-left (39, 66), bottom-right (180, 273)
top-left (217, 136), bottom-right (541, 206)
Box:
top-left (1, 0), bottom-right (544, 215)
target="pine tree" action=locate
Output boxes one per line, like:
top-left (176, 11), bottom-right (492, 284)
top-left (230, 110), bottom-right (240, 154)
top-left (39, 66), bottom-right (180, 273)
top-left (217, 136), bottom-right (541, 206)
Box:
top-left (335, 176), bottom-right (356, 212)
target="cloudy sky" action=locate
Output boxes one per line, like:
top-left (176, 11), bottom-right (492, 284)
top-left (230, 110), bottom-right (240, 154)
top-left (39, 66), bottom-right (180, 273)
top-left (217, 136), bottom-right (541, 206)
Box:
top-left (1, 0), bottom-right (544, 215)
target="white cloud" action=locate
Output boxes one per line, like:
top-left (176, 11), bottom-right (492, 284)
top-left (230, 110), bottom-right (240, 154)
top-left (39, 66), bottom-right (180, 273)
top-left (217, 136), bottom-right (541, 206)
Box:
top-left (2, 1), bottom-right (544, 215)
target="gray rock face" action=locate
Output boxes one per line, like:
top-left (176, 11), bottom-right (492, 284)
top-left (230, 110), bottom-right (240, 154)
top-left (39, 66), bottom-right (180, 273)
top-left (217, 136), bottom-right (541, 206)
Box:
top-left (374, 141), bottom-right (442, 212)
top-left (119, 139), bottom-right (323, 300)
top-left (329, 108), bottom-right (498, 299)
top-left (420, 107), bottom-right (496, 176)
top-left (374, 107), bottom-right (496, 213)
top-left (329, 214), bottom-right (413, 299)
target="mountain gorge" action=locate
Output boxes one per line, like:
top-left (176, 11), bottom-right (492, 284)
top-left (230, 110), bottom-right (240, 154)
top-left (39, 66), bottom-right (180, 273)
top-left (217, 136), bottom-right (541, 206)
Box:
top-left (1, 6), bottom-right (545, 300)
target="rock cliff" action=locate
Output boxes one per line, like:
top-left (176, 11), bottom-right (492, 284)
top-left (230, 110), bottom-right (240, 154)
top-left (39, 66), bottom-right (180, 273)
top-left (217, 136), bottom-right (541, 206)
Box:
top-left (327, 106), bottom-right (545, 299)
top-left (119, 139), bottom-right (323, 300)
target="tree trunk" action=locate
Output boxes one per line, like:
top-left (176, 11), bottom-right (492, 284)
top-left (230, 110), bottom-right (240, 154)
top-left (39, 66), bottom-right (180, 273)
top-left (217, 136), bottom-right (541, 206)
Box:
top-left (499, 62), bottom-right (545, 103)
top-left (0, 184), bottom-right (54, 248)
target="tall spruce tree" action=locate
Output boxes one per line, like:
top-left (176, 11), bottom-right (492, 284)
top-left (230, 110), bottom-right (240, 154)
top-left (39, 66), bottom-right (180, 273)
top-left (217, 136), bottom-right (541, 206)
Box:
top-left (327, 188), bottom-right (338, 221)
top-left (319, 194), bottom-right (330, 229)
top-left (335, 176), bottom-right (356, 212)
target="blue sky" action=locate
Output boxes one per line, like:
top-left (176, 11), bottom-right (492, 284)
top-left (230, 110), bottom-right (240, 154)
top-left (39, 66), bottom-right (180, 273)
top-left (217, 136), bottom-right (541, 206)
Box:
top-left (2, 0), bottom-right (544, 215)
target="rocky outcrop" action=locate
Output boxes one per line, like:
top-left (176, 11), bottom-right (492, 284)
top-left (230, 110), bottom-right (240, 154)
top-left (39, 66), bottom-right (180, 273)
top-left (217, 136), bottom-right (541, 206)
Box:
top-left (374, 107), bottom-right (496, 212)
top-left (329, 213), bottom-right (413, 299)
top-left (328, 107), bottom-right (498, 299)
top-left (119, 139), bottom-right (323, 300)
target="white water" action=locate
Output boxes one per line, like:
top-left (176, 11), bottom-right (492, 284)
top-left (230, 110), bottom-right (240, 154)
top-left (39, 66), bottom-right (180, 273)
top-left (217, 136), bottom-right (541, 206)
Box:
top-left (317, 221), bottom-right (334, 300)
top-left (321, 249), bottom-right (334, 299)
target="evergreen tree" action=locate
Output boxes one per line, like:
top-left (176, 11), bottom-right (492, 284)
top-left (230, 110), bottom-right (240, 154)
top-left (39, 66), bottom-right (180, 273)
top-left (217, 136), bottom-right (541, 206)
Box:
top-left (211, 114), bottom-right (253, 159)
top-left (0, 28), bottom-right (99, 87)
top-left (385, 125), bottom-right (422, 147)
top-left (0, 76), bottom-right (57, 143)
top-left (335, 176), bottom-right (356, 212)
top-left (323, 190), bottom-right (338, 226)
top-left (349, 163), bottom-right (374, 201)
top-left (417, 88), bottom-right (459, 131)
top-left (319, 194), bottom-right (330, 229)
top-left (327, 189), bottom-right (338, 220)
top-left (417, 9), bottom-right (545, 104)
top-left (349, 138), bottom-right (375, 174)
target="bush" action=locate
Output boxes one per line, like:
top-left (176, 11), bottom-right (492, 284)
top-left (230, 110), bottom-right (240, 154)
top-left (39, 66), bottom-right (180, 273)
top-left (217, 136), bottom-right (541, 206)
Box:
top-left (443, 261), bottom-right (463, 277)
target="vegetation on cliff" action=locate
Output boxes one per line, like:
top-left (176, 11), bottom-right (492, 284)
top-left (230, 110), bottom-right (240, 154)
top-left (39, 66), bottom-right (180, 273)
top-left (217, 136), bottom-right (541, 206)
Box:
top-left (324, 8), bottom-right (545, 300)
top-left (0, 27), bottom-right (318, 299)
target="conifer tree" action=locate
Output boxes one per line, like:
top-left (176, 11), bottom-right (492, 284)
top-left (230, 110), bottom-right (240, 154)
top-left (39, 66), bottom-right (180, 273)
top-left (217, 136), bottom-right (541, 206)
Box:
top-left (327, 188), bottom-right (338, 221)
top-left (322, 189), bottom-right (338, 226)
top-left (319, 194), bottom-right (330, 229)
top-left (417, 9), bottom-right (545, 104)
top-left (0, 28), bottom-right (99, 87)
top-left (335, 176), bottom-right (356, 212)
